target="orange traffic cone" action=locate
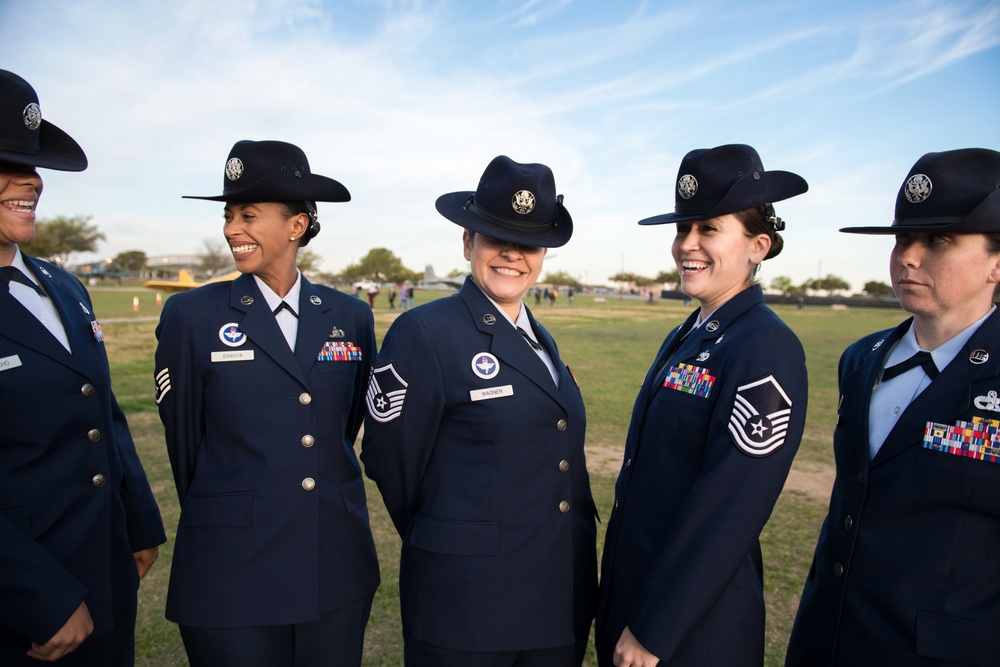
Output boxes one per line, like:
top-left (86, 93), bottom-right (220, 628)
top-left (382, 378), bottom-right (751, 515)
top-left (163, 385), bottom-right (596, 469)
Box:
top-left (133, 296), bottom-right (139, 312)
top-left (156, 292), bottom-right (162, 306)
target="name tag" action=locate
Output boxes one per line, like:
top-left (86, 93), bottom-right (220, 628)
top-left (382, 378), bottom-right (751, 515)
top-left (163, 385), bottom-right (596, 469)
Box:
top-left (0, 355), bottom-right (22, 372)
top-left (211, 350), bottom-right (255, 363)
top-left (470, 384), bottom-right (514, 402)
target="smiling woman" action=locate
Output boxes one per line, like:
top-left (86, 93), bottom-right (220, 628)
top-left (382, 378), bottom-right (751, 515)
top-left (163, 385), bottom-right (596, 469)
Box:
top-left (361, 155), bottom-right (598, 667)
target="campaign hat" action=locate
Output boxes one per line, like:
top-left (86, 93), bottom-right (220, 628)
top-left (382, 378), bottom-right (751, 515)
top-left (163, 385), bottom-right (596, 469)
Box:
top-left (841, 148), bottom-right (1000, 234)
top-left (0, 69), bottom-right (87, 171)
top-left (638, 144), bottom-right (807, 225)
top-left (435, 155), bottom-right (572, 248)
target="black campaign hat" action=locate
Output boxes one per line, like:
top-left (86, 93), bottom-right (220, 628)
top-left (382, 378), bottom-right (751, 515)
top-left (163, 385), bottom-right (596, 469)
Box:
top-left (841, 148), bottom-right (1000, 235)
top-left (638, 144), bottom-right (807, 226)
top-left (184, 140), bottom-right (350, 203)
top-left (0, 70), bottom-right (87, 171)
top-left (435, 155), bottom-right (573, 248)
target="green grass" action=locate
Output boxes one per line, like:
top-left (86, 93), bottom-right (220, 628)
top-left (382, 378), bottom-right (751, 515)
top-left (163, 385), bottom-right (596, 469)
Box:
top-left (89, 287), bottom-right (906, 666)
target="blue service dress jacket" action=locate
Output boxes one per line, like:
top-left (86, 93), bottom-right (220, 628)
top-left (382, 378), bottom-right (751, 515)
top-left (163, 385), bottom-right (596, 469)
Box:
top-left (786, 310), bottom-right (1000, 667)
top-left (361, 277), bottom-right (597, 652)
top-left (154, 272), bottom-right (379, 628)
top-left (0, 255), bottom-right (165, 646)
top-left (597, 285), bottom-right (807, 666)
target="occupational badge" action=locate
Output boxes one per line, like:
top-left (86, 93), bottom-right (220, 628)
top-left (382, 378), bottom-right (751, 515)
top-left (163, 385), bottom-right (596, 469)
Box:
top-left (974, 391), bottom-right (1000, 413)
top-left (472, 352), bottom-right (500, 380)
top-left (219, 322), bottom-right (247, 347)
top-left (329, 327), bottom-right (345, 339)
top-left (728, 374), bottom-right (793, 457)
top-left (366, 363), bottom-right (408, 423)
top-left (677, 174), bottom-right (698, 199)
top-left (904, 174), bottom-right (932, 204)
top-left (696, 351), bottom-right (710, 362)
top-left (512, 190), bottom-right (535, 214)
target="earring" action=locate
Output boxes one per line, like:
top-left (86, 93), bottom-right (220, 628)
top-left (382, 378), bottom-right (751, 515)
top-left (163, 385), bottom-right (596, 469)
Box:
top-left (290, 237), bottom-right (297, 242)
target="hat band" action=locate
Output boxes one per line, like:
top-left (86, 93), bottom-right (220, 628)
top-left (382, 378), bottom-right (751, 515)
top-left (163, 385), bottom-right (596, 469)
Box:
top-left (465, 196), bottom-right (556, 234)
top-left (674, 197), bottom-right (721, 216)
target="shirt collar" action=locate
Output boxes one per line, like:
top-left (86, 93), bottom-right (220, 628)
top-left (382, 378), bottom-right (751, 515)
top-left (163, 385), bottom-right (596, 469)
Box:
top-left (889, 306), bottom-right (996, 369)
top-left (253, 272), bottom-right (302, 315)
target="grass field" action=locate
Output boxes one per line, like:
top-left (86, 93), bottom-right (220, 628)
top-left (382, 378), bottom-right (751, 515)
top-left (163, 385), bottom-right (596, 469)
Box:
top-left (90, 286), bottom-right (907, 666)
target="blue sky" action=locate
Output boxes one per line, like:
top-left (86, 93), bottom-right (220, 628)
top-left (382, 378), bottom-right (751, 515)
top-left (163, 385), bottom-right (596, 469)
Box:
top-left (3, 0), bottom-right (998, 290)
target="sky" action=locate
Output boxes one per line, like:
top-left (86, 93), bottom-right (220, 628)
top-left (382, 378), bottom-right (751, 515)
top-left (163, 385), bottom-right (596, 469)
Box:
top-left (3, 0), bottom-right (999, 291)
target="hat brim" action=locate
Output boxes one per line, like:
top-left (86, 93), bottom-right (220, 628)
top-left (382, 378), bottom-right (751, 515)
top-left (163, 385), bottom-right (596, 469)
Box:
top-left (435, 191), bottom-right (573, 248)
top-left (183, 171), bottom-right (350, 203)
top-left (638, 170), bottom-right (808, 226)
top-left (842, 189), bottom-right (1000, 235)
top-left (0, 120), bottom-right (87, 172)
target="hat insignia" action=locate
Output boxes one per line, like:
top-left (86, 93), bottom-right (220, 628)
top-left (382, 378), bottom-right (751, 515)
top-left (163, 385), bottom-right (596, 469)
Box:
top-left (678, 174), bottom-right (698, 199)
top-left (512, 190), bottom-right (535, 215)
top-left (22, 103), bottom-right (41, 131)
top-left (226, 157), bottom-right (245, 181)
top-left (904, 174), bottom-right (932, 204)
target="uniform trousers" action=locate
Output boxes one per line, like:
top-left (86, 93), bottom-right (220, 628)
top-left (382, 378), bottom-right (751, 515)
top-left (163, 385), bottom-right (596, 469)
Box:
top-left (0, 597), bottom-right (136, 667)
top-left (179, 594), bottom-right (373, 667)
top-left (404, 637), bottom-right (584, 667)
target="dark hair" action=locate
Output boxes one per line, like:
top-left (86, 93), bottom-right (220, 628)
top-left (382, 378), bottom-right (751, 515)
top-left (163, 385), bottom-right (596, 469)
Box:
top-left (733, 204), bottom-right (783, 260)
top-left (281, 201), bottom-right (319, 246)
top-left (987, 232), bottom-right (1000, 254)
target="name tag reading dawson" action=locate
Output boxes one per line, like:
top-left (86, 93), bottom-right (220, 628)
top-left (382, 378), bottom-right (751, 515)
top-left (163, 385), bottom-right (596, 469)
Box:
top-left (211, 350), bottom-right (255, 363)
top-left (0, 355), bottom-right (23, 372)
top-left (470, 384), bottom-right (514, 402)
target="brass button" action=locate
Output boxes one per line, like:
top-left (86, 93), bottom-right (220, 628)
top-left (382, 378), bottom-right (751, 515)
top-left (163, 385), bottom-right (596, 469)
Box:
top-left (556, 419), bottom-right (567, 432)
top-left (301, 435), bottom-right (315, 448)
top-left (299, 392), bottom-right (312, 405)
top-left (91, 474), bottom-right (106, 488)
top-left (558, 460), bottom-right (569, 472)
top-left (80, 383), bottom-right (95, 397)
top-left (833, 562), bottom-right (844, 577)
top-left (558, 501), bottom-right (570, 513)
top-left (844, 515), bottom-right (853, 530)
top-left (301, 477), bottom-right (316, 491)
top-left (87, 429), bottom-right (101, 443)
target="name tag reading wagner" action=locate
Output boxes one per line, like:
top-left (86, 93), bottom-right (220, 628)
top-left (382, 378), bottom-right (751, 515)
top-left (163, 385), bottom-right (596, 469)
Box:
top-left (0, 355), bottom-right (23, 372)
top-left (211, 350), bottom-right (255, 363)
top-left (470, 384), bottom-right (514, 402)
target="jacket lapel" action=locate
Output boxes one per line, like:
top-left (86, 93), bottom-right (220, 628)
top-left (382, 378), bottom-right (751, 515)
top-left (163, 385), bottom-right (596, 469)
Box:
top-left (228, 274), bottom-right (309, 388)
top-left (293, 277), bottom-right (333, 375)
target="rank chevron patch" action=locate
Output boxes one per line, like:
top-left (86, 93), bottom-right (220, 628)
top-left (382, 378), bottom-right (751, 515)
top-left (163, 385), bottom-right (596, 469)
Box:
top-left (366, 363), bottom-right (409, 423)
top-left (728, 374), bottom-right (793, 457)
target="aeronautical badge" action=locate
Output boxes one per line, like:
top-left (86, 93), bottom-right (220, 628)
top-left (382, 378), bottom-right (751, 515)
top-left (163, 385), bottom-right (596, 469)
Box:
top-left (677, 174), bottom-right (698, 199)
top-left (90, 320), bottom-right (105, 343)
top-left (154, 368), bottom-right (171, 404)
top-left (728, 375), bottom-right (793, 457)
top-left (366, 363), bottom-right (408, 423)
top-left (904, 174), bottom-right (932, 204)
top-left (219, 323), bottom-right (247, 347)
top-left (472, 352), bottom-right (500, 380)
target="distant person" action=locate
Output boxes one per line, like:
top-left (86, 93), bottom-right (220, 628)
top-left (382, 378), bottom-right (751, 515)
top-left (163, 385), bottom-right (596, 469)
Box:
top-left (797, 295), bottom-right (804, 311)
top-left (0, 69), bottom-right (166, 666)
top-left (597, 144), bottom-right (809, 667)
top-left (363, 155), bottom-right (597, 666)
top-left (154, 140), bottom-right (379, 666)
top-left (567, 287), bottom-right (574, 304)
top-left (388, 284), bottom-right (397, 310)
top-left (535, 286), bottom-right (542, 305)
top-left (786, 148), bottom-right (1000, 666)
top-left (367, 282), bottom-right (379, 309)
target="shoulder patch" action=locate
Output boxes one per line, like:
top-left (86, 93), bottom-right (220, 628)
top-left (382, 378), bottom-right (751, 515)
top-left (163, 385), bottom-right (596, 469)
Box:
top-left (366, 363), bottom-right (409, 423)
top-left (728, 374), bottom-right (793, 457)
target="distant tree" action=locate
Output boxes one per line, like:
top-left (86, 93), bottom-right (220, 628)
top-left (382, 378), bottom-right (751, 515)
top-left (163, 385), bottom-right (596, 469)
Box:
top-left (655, 269), bottom-right (680, 287)
top-left (341, 248), bottom-right (414, 283)
top-left (446, 267), bottom-right (468, 278)
top-left (803, 274), bottom-right (851, 295)
top-left (543, 270), bottom-right (582, 290)
top-left (197, 238), bottom-right (233, 277)
top-left (112, 250), bottom-right (147, 275)
top-left (770, 275), bottom-right (796, 294)
top-left (862, 280), bottom-right (894, 297)
top-left (20, 215), bottom-right (104, 265)
top-left (296, 248), bottom-right (322, 274)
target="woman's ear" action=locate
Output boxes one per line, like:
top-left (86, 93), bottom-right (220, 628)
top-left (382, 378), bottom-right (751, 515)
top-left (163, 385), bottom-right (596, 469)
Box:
top-left (462, 230), bottom-right (473, 261)
top-left (750, 233), bottom-right (772, 265)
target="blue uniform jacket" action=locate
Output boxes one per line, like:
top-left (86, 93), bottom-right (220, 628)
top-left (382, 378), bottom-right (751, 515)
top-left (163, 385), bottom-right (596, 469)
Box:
top-left (786, 310), bottom-right (1000, 667)
top-left (154, 273), bottom-right (379, 627)
top-left (0, 256), bottom-right (165, 645)
top-left (361, 277), bottom-right (597, 652)
top-left (598, 285), bottom-right (807, 666)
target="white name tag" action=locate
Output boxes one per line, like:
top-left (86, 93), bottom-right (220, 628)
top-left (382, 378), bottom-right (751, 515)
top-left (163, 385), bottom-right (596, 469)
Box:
top-left (0, 355), bottom-right (23, 372)
top-left (211, 350), bottom-right (255, 363)
top-left (470, 384), bottom-right (514, 402)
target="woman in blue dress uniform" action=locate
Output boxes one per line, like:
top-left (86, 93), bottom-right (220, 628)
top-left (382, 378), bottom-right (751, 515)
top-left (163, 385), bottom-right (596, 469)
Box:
top-left (362, 156), bottom-right (597, 667)
top-left (0, 70), bottom-right (165, 666)
top-left (154, 140), bottom-right (379, 666)
top-left (596, 144), bottom-right (810, 667)
top-left (786, 148), bottom-right (1000, 667)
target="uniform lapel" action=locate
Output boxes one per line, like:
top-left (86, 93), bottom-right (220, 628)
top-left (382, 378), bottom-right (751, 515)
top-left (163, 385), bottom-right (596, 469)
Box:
top-left (873, 312), bottom-right (1000, 466)
top-left (293, 277), bottom-right (333, 375)
top-left (228, 275), bottom-right (309, 387)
